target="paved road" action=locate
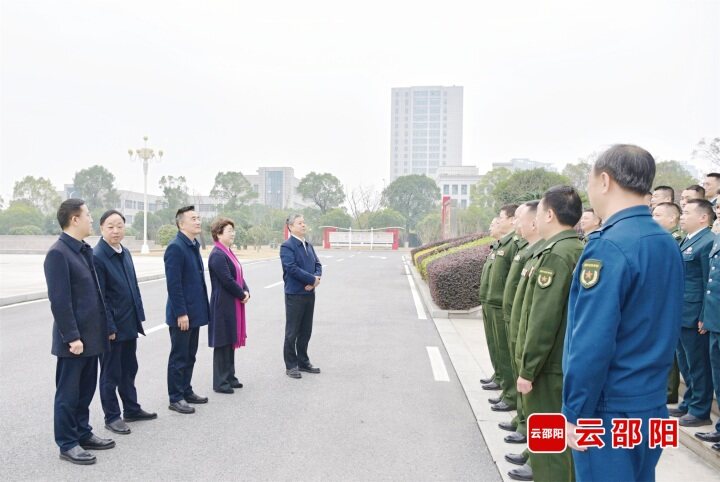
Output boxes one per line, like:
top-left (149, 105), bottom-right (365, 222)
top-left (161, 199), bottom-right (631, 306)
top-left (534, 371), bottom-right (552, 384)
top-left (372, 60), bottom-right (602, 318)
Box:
top-left (0, 250), bottom-right (499, 481)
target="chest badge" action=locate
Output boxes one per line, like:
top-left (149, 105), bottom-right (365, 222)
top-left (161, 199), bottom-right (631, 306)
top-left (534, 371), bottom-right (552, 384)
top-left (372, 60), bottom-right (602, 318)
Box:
top-left (580, 259), bottom-right (602, 289)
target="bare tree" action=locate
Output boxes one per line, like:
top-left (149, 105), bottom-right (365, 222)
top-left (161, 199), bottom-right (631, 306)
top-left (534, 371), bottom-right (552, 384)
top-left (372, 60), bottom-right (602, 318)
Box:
top-left (692, 137), bottom-right (720, 169)
top-left (347, 185), bottom-right (381, 228)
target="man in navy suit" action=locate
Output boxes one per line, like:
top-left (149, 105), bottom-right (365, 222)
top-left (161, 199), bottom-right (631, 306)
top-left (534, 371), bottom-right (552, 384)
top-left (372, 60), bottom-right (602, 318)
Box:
top-left (669, 198), bottom-right (716, 427)
top-left (280, 214), bottom-right (323, 379)
top-left (94, 209), bottom-right (156, 435)
top-left (44, 199), bottom-right (115, 465)
top-left (164, 206), bottom-right (210, 414)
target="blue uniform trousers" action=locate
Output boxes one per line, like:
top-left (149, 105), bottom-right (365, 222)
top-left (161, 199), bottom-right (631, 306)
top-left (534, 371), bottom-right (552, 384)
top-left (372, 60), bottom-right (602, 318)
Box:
top-left (54, 356), bottom-right (98, 452)
top-left (100, 338), bottom-right (140, 423)
top-left (676, 327), bottom-right (713, 418)
top-left (167, 326), bottom-right (199, 403)
top-left (572, 406), bottom-right (666, 482)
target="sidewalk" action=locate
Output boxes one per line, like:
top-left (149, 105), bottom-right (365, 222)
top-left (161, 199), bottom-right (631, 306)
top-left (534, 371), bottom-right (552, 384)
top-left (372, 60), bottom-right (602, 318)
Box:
top-left (0, 248), bottom-right (279, 307)
top-left (404, 258), bottom-right (719, 482)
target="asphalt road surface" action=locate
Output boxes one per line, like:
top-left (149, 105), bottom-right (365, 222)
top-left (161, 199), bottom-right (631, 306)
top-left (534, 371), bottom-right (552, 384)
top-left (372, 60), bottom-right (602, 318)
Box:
top-left (0, 250), bottom-right (499, 481)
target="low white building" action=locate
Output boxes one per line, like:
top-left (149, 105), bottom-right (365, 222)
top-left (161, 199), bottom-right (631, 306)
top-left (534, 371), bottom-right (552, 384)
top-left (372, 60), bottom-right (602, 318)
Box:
top-left (435, 166), bottom-right (481, 209)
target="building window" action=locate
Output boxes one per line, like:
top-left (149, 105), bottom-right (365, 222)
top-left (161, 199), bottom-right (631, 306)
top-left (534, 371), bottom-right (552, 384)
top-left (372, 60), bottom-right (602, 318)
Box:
top-left (460, 199), bottom-right (467, 208)
top-left (125, 200), bottom-right (133, 209)
top-left (452, 185), bottom-right (458, 195)
top-left (461, 185), bottom-right (467, 195)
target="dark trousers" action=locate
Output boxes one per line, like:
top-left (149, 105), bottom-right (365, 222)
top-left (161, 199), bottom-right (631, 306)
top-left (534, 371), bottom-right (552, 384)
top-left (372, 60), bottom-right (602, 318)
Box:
top-left (572, 406), bottom-right (666, 482)
top-left (100, 338), bottom-right (140, 423)
top-left (167, 326), bottom-right (199, 403)
top-left (666, 355), bottom-right (680, 403)
top-left (677, 327), bottom-right (713, 418)
top-left (54, 356), bottom-right (98, 452)
top-left (284, 293), bottom-right (315, 369)
top-left (213, 344), bottom-right (239, 390)
top-left (710, 332), bottom-right (720, 432)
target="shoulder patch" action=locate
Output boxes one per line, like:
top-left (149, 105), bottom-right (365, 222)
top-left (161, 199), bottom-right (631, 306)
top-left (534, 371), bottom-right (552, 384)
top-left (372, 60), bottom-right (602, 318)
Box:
top-left (537, 267), bottom-right (554, 288)
top-left (580, 259), bottom-right (602, 289)
top-left (672, 231), bottom-right (681, 240)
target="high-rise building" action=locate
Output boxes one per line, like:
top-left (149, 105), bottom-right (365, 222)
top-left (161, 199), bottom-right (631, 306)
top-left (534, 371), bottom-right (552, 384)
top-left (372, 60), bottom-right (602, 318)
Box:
top-left (390, 86), bottom-right (463, 181)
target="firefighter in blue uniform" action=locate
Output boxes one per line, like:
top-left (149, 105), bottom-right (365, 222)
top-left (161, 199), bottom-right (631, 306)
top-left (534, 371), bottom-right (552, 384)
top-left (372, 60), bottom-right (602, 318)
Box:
top-left (563, 145), bottom-right (684, 481)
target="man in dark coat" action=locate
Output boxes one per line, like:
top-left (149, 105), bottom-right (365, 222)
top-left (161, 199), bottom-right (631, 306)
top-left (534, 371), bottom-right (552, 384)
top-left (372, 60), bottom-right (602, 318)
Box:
top-left (44, 199), bottom-right (115, 465)
top-left (94, 209), bottom-right (157, 435)
top-left (164, 206), bottom-right (210, 414)
top-left (281, 213), bottom-right (323, 379)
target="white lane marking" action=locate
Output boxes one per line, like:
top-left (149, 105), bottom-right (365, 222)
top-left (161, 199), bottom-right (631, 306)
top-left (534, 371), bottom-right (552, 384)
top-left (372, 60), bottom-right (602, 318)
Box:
top-left (349, 255), bottom-right (355, 258)
top-left (0, 298), bottom-right (49, 310)
top-left (319, 255), bottom-right (334, 259)
top-left (403, 261), bottom-right (427, 320)
top-left (337, 258), bottom-right (345, 262)
top-left (138, 277), bottom-right (165, 285)
top-left (426, 346), bottom-right (450, 382)
top-left (368, 255), bottom-right (387, 259)
top-left (264, 281), bottom-right (283, 289)
top-left (145, 323), bottom-right (167, 334)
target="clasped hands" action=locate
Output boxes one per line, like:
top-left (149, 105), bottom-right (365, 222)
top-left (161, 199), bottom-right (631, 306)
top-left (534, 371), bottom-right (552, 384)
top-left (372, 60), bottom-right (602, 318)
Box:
top-left (305, 276), bottom-right (321, 292)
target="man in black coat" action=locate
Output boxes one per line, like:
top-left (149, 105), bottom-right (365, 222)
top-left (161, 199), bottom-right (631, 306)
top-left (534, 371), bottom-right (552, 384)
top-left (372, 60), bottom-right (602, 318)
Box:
top-left (94, 210), bottom-right (157, 435)
top-left (164, 206), bottom-right (210, 414)
top-left (43, 199), bottom-right (115, 465)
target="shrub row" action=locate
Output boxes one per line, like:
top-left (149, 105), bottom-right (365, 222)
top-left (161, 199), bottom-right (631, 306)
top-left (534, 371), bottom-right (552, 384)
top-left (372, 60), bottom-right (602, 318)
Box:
top-left (411, 233), bottom-right (483, 265)
top-left (427, 244), bottom-right (493, 310)
top-left (418, 236), bottom-right (494, 280)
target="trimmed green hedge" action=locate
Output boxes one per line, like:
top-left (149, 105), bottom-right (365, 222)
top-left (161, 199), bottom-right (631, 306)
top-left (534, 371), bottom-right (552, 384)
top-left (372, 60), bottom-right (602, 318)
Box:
top-left (413, 233), bottom-right (484, 268)
top-left (428, 244), bottom-right (492, 310)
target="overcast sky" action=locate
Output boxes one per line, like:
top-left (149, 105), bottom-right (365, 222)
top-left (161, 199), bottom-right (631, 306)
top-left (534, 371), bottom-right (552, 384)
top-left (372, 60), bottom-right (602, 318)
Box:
top-left (1, 0), bottom-right (719, 202)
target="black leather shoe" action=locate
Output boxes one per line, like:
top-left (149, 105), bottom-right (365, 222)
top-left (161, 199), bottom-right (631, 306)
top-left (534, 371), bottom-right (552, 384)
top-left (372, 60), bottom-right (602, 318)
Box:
top-left (508, 463), bottom-right (533, 481)
top-left (491, 401), bottom-right (514, 412)
top-left (505, 432), bottom-right (527, 444)
top-left (59, 445), bottom-right (96, 465)
top-left (286, 367), bottom-right (302, 379)
top-left (666, 397), bottom-right (679, 404)
top-left (505, 452), bottom-right (528, 466)
top-left (712, 442), bottom-right (720, 452)
top-left (214, 387), bottom-right (234, 394)
top-left (694, 431), bottom-right (720, 443)
top-left (489, 396), bottom-right (502, 404)
top-left (169, 400), bottom-right (195, 414)
top-left (667, 407), bottom-right (687, 417)
top-left (482, 381), bottom-right (501, 390)
top-left (105, 419), bottom-right (131, 435)
top-left (679, 414), bottom-right (713, 427)
top-left (299, 364), bottom-right (321, 374)
top-left (123, 409), bottom-right (157, 422)
top-left (498, 421), bottom-right (517, 432)
top-left (79, 434), bottom-right (115, 450)
top-left (230, 380), bottom-right (243, 389)
top-left (480, 375), bottom-right (495, 384)
top-left (185, 393), bottom-right (208, 404)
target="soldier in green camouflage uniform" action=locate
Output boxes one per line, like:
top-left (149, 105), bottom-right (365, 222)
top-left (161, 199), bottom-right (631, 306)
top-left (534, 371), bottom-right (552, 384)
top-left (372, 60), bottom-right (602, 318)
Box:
top-left (514, 186), bottom-right (584, 482)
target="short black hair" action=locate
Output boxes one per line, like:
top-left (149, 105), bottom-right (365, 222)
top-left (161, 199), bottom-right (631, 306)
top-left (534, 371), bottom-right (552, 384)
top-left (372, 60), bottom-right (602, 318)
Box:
top-left (685, 185), bottom-right (706, 198)
top-left (175, 205), bottom-right (195, 229)
top-left (524, 200), bottom-right (540, 214)
top-left (653, 185), bottom-right (675, 201)
top-left (654, 202), bottom-right (681, 220)
top-left (57, 198), bottom-right (86, 229)
top-left (593, 144), bottom-right (656, 195)
top-left (706, 173), bottom-right (720, 180)
top-left (99, 209), bottom-right (126, 225)
top-left (686, 199), bottom-right (717, 223)
top-left (541, 185), bottom-right (582, 227)
top-left (500, 204), bottom-right (519, 218)
top-left (583, 207), bottom-right (595, 214)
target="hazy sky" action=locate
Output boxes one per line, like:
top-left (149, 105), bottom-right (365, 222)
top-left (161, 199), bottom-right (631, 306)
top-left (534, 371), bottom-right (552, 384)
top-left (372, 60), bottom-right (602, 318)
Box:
top-left (1, 0), bottom-right (719, 202)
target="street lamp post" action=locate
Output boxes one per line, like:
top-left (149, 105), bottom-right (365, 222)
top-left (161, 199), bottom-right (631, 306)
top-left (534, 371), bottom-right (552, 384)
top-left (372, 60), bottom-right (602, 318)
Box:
top-left (128, 136), bottom-right (163, 254)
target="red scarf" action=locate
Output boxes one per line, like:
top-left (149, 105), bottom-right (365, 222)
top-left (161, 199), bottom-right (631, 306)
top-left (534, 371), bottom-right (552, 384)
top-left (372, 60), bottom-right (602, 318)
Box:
top-left (214, 241), bottom-right (246, 348)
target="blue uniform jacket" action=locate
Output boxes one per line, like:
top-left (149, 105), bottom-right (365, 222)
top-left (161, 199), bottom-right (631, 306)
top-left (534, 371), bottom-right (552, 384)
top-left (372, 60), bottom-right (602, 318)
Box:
top-left (562, 206), bottom-right (684, 424)
top-left (703, 234), bottom-right (720, 333)
top-left (164, 231), bottom-right (210, 328)
top-left (44, 233), bottom-right (110, 357)
top-left (208, 247), bottom-right (250, 347)
top-left (280, 236), bottom-right (322, 295)
top-left (679, 227), bottom-right (714, 327)
top-left (93, 238), bottom-right (146, 341)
